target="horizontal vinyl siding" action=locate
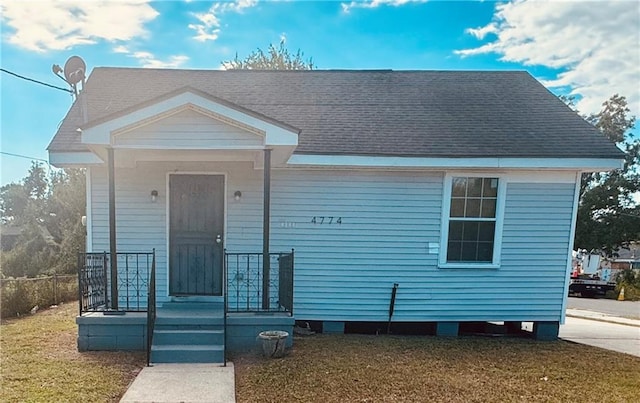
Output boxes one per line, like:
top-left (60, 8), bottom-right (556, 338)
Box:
top-left (270, 170), bottom-right (442, 321)
top-left (271, 172), bottom-right (575, 323)
top-left (113, 109), bottom-right (263, 148)
top-left (91, 162), bottom-right (575, 322)
top-left (90, 166), bottom-right (168, 302)
top-left (498, 182), bottom-right (575, 319)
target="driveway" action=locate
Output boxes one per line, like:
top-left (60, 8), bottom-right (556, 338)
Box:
top-left (556, 297), bottom-right (640, 357)
top-left (559, 317), bottom-right (640, 357)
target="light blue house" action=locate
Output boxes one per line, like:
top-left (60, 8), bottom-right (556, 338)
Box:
top-left (48, 68), bottom-right (622, 363)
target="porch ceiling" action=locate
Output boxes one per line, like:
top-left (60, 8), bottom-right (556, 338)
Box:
top-left (92, 148), bottom-right (283, 169)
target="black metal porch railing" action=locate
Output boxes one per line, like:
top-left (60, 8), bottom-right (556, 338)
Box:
top-left (146, 250), bottom-right (156, 366)
top-left (78, 252), bottom-right (108, 314)
top-left (224, 250), bottom-right (294, 314)
top-left (78, 251), bottom-right (155, 314)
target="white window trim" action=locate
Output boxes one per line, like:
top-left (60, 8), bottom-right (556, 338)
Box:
top-left (438, 173), bottom-right (506, 269)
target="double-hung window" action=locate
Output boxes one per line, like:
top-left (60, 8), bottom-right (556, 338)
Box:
top-left (440, 175), bottom-right (504, 267)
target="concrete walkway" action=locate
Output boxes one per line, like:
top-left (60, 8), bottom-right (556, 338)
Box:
top-left (120, 363), bottom-right (235, 403)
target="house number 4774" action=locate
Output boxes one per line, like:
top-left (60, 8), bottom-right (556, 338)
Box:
top-left (311, 216), bottom-right (342, 225)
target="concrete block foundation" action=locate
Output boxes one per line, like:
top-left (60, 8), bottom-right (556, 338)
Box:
top-left (323, 321), bottom-right (345, 334)
top-left (533, 321), bottom-right (559, 341)
top-left (225, 313), bottom-right (295, 353)
top-left (77, 311), bottom-right (294, 354)
top-left (436, 322), bottom-right (459, 337)
top-left (77, 312), bottom-right (147, 351)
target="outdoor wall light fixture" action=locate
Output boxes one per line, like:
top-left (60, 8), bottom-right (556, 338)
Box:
top-left (234, 190), bottom-right (242, 201)
top-left (150, 190), bottom-right (158, 203)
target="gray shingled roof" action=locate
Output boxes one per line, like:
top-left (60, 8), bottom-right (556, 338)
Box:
top-left (48, 68), bottom-right (622, 159)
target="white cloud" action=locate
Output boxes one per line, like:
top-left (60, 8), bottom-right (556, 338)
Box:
top-left (342, 0), bottom-right (427, 13)
top-left (188, 0), bottom-right (257, 42)
top-left (113, 45), bottom-right (130, 54)
top-left (224, 0), bottom-right (258, 13)
top-left (456, 0), bottom-right (640, 116)
top-left (113, 46), bottom-right (189, 69)
top-left (0, 0), bottom-right (159, 52)
top-left (138, 55), bottom-right (190, 69)
top-left (465, 23), bottom-right (497, 40)
top-left (189, 12), bottom-right (221, 42)
top-left (132, 51), bottom-right (155, 60)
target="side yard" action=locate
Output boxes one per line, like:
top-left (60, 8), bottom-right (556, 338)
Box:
top-left (235, 334), bottom-right (640, 402)
top-left (1, 302), bottom-right (144, 402)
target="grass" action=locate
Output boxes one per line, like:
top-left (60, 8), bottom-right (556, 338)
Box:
top-left (1, 302), bottom-right (144, 402)
top-left (234, 333), bottom-right (640, 403)
top-left (3, 304), bottom-right (639, 402)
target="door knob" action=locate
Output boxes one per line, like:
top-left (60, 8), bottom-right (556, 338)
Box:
top-left (216, 235), bottom-right (222, 244)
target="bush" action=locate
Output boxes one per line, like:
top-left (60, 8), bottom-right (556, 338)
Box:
top-left (1, 275), bottom-right (77, 318)
top-left (615, 268), bottom-right (640, 301)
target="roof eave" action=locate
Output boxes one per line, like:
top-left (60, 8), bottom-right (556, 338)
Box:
top-left (286, 154), bottom-right (624, 171)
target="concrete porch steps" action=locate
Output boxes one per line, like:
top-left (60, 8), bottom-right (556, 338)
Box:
top-left (153, 329), bottom-right (224, 345)
top-left (161, 301), bottom-right (225, 310)
top-left (155, 313), bottom-right (223, 327)
top-left (150, 301), bottom-right (225, 364)
top-left (150, 344), bottom-right (225, 364)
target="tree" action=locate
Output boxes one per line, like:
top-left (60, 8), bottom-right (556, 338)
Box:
top-left (45, 168), bottom-right (86, 274)
top-left (0, 165), bottom-right (86, 277)
top-left (0, 162), bottom-right (48, 223)
top-left (222, 40), bottom-right (314, 70)
top-left (574, 94), bottom-right (640, 256)
top-left (0, 183), bottom-right (29, 224)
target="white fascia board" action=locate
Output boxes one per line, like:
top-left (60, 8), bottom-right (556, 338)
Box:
top-left (286, 154), bottom-right (623, 171)
top-left (49, 151), bottom-right (104, 167)
top-left (81, 91), bottom-right (298, 147)
top-left (265, 127), bottom-right (299, 147)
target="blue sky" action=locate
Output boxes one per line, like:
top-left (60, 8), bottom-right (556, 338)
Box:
top-left (1, 0), bottom-right (639, 186)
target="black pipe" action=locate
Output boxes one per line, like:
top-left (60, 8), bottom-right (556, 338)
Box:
top-left (387, 283), bottom-right (399, 334)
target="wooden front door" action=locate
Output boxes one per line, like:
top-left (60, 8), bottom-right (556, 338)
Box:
top-left (169, 174), bottom-right (224, 296)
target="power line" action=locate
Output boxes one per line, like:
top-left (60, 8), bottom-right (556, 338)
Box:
top-left (0, 151), bottom-right (50, 165)
top-left (1, 68), bottom-right (73, 94)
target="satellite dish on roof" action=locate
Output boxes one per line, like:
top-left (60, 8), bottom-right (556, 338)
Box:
top-left (52, 56), bottom-right (87, 99)
top-left (63, 56), bottom-right (86, 85)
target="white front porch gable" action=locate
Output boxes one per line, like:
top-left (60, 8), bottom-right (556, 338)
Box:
top-left (52, 88), bottom-right (299, 168)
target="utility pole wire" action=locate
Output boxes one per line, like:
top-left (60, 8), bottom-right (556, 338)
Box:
top-left (1, 68), bottom-right (73, 94)
top-left (0, 151), bottom-right (50, 165)
top-left (1, 152), bottom-right (54, 179)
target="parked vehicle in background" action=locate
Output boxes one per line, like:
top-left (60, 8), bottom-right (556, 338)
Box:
top-left (569, 250), bottom-right (616, 297)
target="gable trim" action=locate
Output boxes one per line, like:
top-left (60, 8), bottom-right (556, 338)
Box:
top-left (81, 90), bottom-right (299, 148)
top-left (111, 103), bottom-right (266, 138)
top-left (82, 85), bottom-right (299, 134)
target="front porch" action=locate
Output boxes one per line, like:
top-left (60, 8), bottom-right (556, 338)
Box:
top-left (77, 250), bottom-right (294, 364)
